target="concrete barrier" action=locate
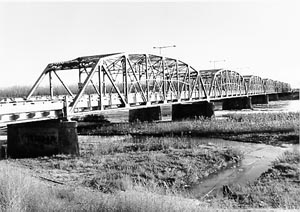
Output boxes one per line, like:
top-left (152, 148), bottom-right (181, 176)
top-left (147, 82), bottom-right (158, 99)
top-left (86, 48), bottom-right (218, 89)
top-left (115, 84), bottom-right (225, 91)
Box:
top-left (7, 119), bottom-right (79, 158)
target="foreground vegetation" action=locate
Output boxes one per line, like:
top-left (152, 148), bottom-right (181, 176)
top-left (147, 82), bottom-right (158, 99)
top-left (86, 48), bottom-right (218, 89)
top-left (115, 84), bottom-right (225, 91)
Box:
top-left (0, 162), bottom-right (208, 212)
top-left (1, 149), bottom-right (299, 211)
top-left (1, 137), bottom-right (242, 211)
top-left (11, 137), bottom-right (242, 194)
top-left (79, 112), bottom-right (299, 145)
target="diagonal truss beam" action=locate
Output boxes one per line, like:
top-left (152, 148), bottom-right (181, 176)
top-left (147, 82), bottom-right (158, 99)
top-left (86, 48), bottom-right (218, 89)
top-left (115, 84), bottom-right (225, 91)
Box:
top-left (53, 71), bottom-right (74, 97)
top-left (102, 64), bottom-right (128, 106)
top-left (69, 61), bottom-right (101, 113)
top-left (26, 65), bottom-right (50, 99)
top-left (126, 57), bottom-right (147, 102)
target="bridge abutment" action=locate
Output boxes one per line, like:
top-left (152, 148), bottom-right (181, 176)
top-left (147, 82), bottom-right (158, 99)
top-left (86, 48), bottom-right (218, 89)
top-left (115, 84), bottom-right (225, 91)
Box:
top-left (7, 120), bottom-right (79, 158)
top-left (222, 97), bottom-right (253, 110)
top-left (172, 101), bottom-right (214, 121)
top-left (251, 95), bottom-right (269, 104)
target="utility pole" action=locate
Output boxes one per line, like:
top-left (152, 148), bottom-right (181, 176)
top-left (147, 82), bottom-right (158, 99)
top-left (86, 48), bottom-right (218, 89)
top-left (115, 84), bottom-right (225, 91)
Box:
top-left (153, 45), bottom-right (176, 55)
top-left (209, 60), bottom-right (226, 69)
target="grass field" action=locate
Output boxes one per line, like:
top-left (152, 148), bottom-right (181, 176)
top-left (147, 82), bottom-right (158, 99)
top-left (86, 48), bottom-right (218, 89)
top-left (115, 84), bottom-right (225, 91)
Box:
top-left (0, 108), bottom-right (299, 211)
top-left (0, 161), bottom-right (210, 212)
top-left (0, 136), bottom-right (243, 212)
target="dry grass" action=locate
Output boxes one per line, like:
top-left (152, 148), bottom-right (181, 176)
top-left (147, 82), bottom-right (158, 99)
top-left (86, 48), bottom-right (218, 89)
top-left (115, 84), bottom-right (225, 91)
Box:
top-left (3, 149), bottom-right (298, 211)
top-left (44, 136), bottom-right (242, 193)
top-left (1, 135), bottom-right (242, 211)
top-left (0, 162), bottom-right (213, 212)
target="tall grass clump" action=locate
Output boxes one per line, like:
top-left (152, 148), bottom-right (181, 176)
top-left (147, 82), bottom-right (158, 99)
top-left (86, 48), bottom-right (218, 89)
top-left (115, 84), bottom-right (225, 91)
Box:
top-left (0, 163), bottom-right (104, 211)
top-left (0, 164), bottom-right (32, 211)
top-left (0, 162), bottom-right (213, 212)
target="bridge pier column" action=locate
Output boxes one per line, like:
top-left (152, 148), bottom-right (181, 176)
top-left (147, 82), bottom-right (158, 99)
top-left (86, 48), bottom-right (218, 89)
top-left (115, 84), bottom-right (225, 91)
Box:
top-left (172, 101), bottom-right (214, 121)
top-left (268, 94), bottom-right (279, 101)
top-left (222, 97), bottom-right (253, 110)
top-left (251, 95), bottom-right (269, 104)
top-left (7, 120), bottom-right (79, 158)
top-left (129, 106), bottom-right (161, 122)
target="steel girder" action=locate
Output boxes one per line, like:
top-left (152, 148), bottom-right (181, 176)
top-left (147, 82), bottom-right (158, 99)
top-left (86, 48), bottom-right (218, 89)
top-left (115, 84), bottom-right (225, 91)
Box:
top-left (200, 69), bottom-right (247, 98)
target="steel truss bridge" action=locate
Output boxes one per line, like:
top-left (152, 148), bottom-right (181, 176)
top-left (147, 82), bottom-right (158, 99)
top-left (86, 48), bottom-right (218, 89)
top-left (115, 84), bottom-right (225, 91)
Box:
top-left (0, 53), bottom-right (291, 126)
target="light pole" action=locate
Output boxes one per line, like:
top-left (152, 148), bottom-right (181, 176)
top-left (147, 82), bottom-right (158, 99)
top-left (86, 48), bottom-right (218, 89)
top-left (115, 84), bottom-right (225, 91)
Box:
top-left (209, 60), bottom-right (226, 69)
top-left (153, 45), bottom-right (176, 55)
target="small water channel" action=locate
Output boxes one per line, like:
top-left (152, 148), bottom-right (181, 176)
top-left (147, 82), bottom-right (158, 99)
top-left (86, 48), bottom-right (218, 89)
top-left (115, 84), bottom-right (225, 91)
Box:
top-left (185, 138), bottom-right (299, 198)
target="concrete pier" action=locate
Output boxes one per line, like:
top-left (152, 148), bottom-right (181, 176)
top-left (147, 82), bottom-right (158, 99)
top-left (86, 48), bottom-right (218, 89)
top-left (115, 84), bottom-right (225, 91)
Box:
top-left (222, 97), bottom-right (253, 110)
top-left (129, 106), bottom-right (161, 122)
top-left (251, 95), bottom-right (269, 104)
top-left (268, 94), bottom-right (279, 101)
top-left (278, 92), bottom-right (298, 101)
top-left (172, 101), bottom-right (214, 121)
top-left (7, 120), bottom-right (79, 158)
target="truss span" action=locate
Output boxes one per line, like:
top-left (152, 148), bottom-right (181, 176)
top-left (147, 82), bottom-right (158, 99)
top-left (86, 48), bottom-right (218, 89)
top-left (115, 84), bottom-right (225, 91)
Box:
top-left (201, 69), bottom-right (247, 98)
top-left (244, 75), bottom-right (264, 95)
top-left (26, 53), bottom-right (208, 114)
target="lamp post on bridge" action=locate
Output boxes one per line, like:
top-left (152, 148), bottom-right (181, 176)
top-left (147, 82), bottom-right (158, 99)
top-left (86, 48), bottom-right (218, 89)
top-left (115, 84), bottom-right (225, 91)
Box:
top-left (153, 45), bottom-right (176, 55)
top-left (209, 60), bottom-right (226, 69)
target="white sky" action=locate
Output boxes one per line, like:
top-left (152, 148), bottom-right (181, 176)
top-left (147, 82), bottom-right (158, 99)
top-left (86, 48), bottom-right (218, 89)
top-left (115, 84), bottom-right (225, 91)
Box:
top-left (0, 0), bottom-right (299, 88)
